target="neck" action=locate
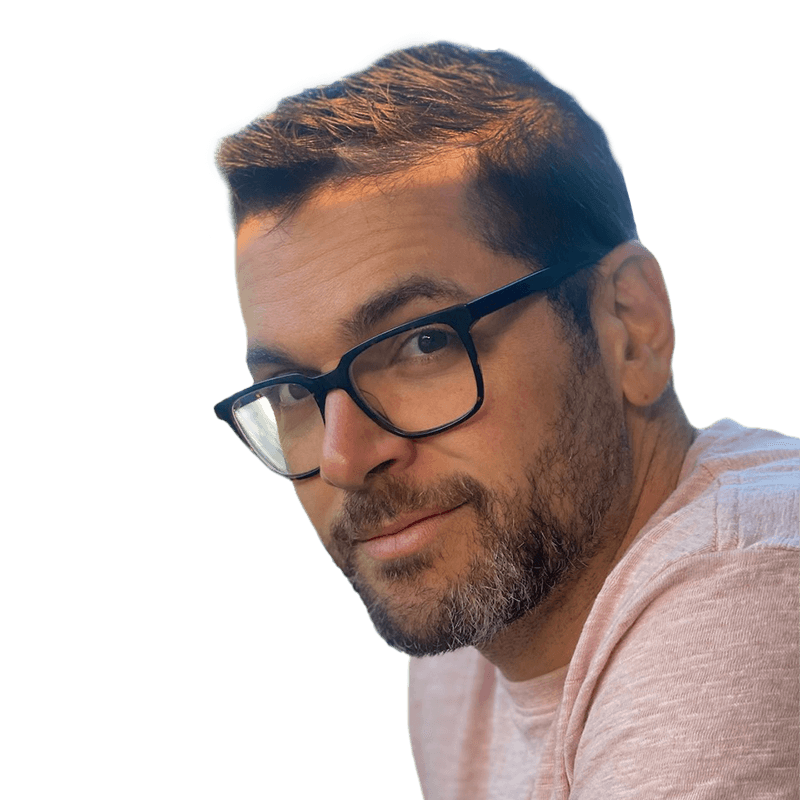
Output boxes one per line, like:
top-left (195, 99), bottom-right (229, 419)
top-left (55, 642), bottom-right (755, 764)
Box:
top-left (477, 398), bottom-right (696, 682)
top-left (611, 396), bottom-right (697, 568)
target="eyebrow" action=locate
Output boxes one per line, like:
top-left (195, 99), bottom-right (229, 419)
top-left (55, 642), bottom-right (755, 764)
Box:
top-left (245, 274), bottom-right (471, 375)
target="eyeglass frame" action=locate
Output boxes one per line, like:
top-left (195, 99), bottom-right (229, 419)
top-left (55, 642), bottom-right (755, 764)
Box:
top-left (214, 253), bottom-right (604, 480)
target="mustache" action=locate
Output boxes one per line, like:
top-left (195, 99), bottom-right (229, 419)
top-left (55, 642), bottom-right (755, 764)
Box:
top-left (329, 473), bottom-right (491, 548)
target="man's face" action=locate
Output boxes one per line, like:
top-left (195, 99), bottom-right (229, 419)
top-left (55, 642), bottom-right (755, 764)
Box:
top-left (235, 163), bottom-right (632, 656)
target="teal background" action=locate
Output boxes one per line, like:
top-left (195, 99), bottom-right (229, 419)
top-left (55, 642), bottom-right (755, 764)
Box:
top-left (2, 3), bottom-right (795, 797)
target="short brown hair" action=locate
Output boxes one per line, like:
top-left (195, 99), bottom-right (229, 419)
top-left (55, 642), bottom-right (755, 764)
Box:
top-left (216, 42), bottom-right (637, 347)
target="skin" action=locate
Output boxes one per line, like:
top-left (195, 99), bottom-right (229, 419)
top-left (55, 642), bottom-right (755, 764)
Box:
top-left (235, 157), bottom-right (696, 681)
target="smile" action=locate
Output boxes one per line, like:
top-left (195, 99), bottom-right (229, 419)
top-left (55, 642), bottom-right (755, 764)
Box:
top-left (358, 505), bottom-right (464, 561)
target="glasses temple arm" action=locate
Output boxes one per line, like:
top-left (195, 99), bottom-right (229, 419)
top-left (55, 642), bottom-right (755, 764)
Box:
top-left (466, 255), bottom-right (600, 323)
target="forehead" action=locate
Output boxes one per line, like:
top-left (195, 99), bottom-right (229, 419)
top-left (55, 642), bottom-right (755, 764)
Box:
top-left (236, 158), bottom-right (474, 290)
top-left (234, 158), bottom-right (526, 371)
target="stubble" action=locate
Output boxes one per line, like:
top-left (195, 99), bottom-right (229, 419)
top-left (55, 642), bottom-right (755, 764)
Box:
top-left (327, 356), bottom-right (632, 657)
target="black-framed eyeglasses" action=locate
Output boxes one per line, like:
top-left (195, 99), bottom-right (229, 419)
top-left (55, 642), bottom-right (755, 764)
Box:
top-left (214, 255), bottom-right (602, 479)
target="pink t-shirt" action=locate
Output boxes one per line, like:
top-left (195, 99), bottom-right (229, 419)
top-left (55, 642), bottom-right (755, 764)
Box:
top-left (409, 420), bottom-right (799, 799)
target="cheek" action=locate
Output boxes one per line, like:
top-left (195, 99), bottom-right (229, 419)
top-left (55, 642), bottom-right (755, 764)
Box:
top-left (476, 353), bottom-right (564, 467)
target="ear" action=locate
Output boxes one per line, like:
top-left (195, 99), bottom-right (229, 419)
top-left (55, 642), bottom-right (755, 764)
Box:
top-left (594, 242), bottom-right (675, 408)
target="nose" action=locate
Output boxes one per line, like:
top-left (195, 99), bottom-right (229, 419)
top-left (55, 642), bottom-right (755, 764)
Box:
top-left (318, 389), bottom-right (415, 490)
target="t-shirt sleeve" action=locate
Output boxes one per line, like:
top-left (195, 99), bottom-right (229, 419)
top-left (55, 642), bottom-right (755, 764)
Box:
top-left (569, 549), bottom-right (799, 799)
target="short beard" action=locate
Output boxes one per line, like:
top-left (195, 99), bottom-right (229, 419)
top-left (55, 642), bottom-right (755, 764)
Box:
top-left (328, 355), bottom-right (631, 658)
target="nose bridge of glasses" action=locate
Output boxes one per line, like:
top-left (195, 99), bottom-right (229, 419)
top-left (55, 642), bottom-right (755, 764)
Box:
top-left (310, 355), bottom-right (363, 421)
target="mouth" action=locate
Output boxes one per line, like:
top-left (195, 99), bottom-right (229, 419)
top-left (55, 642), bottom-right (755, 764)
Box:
top-left (357, 504), bottom-right (465, 561)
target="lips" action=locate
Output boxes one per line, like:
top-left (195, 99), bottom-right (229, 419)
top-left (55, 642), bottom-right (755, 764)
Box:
top-left (360, 506), bottom-right (461, 542)
top-left (355, 504), bottom-right (465, 561)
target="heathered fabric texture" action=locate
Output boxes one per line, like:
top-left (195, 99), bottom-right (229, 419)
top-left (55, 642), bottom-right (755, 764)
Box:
top-left (409, 420), bottom-right (799, 799)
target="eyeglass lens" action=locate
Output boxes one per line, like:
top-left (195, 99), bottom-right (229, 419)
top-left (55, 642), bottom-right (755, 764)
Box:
top-left (231, 323), bottom-right (478, 476)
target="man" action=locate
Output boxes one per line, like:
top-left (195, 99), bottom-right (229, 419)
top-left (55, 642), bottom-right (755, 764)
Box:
top-left (213, 43), bottom-right (799, 798)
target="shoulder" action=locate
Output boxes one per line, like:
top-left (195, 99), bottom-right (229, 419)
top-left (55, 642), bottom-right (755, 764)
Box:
top-left (558, 421), bottom-right (799, 798)
top-left (564, 546), bottom-right (799, 798)
top-left (697, 420), bottom-right (799, 551)
top-left (678, 418), bottom-right (798, 511)
top-left (574, 419), bottom-right (799, 675)
top-left (616, 420), bottom-right (798, 589)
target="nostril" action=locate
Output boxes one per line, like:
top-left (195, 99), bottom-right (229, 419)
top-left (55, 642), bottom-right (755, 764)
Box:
top-left (367, 460), bottom-right (395, 478)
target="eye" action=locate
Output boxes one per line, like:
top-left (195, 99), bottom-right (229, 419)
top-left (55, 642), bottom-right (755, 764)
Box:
top-left (262, 382), bottom-right (312, 410)
top-left (398, 327), bottom-right (454, 358)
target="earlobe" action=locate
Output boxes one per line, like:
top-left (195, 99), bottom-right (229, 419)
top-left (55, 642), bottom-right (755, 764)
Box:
top-left (622, 342), bottom-right (672, 407)
top-left (600, 243), bottom-right (675, 408)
